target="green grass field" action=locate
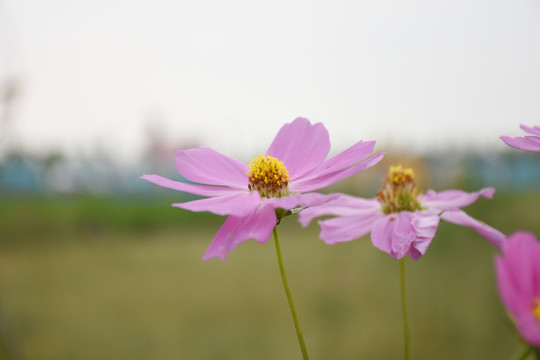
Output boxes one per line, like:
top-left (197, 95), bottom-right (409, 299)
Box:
top-left (0, 193), bottom-right (538, 359)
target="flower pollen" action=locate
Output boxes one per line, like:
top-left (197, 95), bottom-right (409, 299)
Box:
top-left (377, 165), bottom-right (423, 214)
top-left (534, 298), bottom-right (540, 325)
top-left (247, 154), bottom-right (290, 198)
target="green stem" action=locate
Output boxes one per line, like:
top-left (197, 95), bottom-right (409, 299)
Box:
top-left (400, 258), bottom-right (410, 360)
top-left (273, 227), bottom-right (309, 360)
top-left (533, 347), bottom-right (540, 360)
top-left (514, 346), bottom-right (531, 360)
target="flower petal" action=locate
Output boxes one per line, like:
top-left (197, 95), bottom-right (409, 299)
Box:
top-left (501, 232), bottom-right (540, 299)
top-left (265, 117), bottom-right (331, 179)
top-left (408, 213), bottom-right (440, 260)
top-left (495, 256), bottom-right (524, 318)
top-left (371, 212), bottom-right (416, 259)
top-left (263, 192), bottom-right (339, 211)
top-left (290, 151), bottom-right (385, 193)
top-left (440, 209), bottom-right (505, 250)
top-left (175, 147), bottom-right (248, 188)
top-left (521, 124), bottom-right (540, 136)
top-left (141, 174), bottom-right (243, 197)
top-left (173, 192), bottom-right (260, 217)
top-left (371, 216), bottom-right (394, 256)
top-left (298, 194), bottom-right (380, 227)
top-left (515, 312), bottom-right (540, 347)
top-left (297, 141), bottom-right (376, 182)
top-left (495, 232), bottom-right (540, 346)
top-left (318, 213), bottom-right (381, 244)
top-left (202, 206), bottom-right (276, 261)
top-left (500, 135), bottom-right (540, 152)
top-left (421, 187), bottom-right (495, 212)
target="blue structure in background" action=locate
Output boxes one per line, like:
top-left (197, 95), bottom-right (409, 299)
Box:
top-left (1, 151), bottom-right (539, 196)
top-left (0, 157), bottom-right (44, 194)
top-left (467, 153), bottom-right (540, 192)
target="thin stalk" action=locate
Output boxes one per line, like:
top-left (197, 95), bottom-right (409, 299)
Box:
top-left (533, 347), bottom-right (540, 360)
top-left (514, 346), bottom-right (531, 360)
top-left (273, 227), bottom-right (309, 360)
top-left (400, 258), bottom-right (410, 360)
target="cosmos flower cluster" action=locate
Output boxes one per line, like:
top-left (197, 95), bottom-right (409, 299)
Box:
top-left (143, 120), bottom-right (540, 351)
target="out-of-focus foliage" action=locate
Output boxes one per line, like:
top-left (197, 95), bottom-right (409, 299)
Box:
top-left (0, 193), bottom-right (538, 359)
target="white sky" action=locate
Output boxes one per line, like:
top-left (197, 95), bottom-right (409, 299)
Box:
top-left (1, 0), bottom-right (540, 163)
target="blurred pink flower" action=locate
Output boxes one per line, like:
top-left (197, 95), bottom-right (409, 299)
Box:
top-left (496, 232), bottom-right (540, 347)
top-left (501, 125), bottom-right (540, 152)
top-left (142, 117), bottom-right (384, 261)
top-left (299, 165), bottom-right (505, 260)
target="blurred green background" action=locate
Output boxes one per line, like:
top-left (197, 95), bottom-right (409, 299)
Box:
top-left (0, 188), bottom-right (538, 360)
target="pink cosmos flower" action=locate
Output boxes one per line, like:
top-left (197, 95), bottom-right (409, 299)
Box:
top-left (299, 165), bottom-right (505, 260)
top-left (501, 124), bottom-right (540, 152)
top-left (495, 232), bottom-right (540, 347)
top-left (141, 117), bottom-right (384, 261)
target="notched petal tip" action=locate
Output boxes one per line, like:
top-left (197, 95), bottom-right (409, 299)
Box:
top-left (292, 116), bottom-right (310, 124)
top-left (479, 187), bottom-right (495, 199)
top-left (298, 213), bottom-right (311, 228)
top-left (202, 251), bottom-right (227, 262)
top-left (266, 117), bottom-right (331, 180)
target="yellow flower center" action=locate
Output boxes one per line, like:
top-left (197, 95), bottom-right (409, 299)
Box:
top-left (247, 154), bottom-right (290, 198)
top-left (377, 165), bottom-right (423, 214)
top-left (534, 298), bottom-right (540, 325)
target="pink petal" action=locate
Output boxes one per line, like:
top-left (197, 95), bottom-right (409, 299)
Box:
top-left (391, 212), bottom-right (418, 259)
top-left (523, 136), bottom-right (540, 145)
top-left (521, 124), bottom-right (540, 136)
top-left (371, 216), bottom-right (395, 256)
top-left (495, 232), bottom-right (540, 346)
top-left (173, 192), bottom-right (260, 217)
top-left (440, 209), bottom-right (505, 250)
top-left (263, 192), bottom-right (339, 211)
top-left (202, 206), bottom-right (276, 261)
top-left (290, 152), bottom-right (385, 193)
top-left (421, 187), bottom-right (495, 212)
top-left (371, 212), bottom-right (416, 259)
top-left (408, 213), bottom-right (440, 260)
top-left (265, 117), bottom-right (331, 180)
top-left (175, 147), bottom-right (249, 188)
top-left (298, 194), bottom-right (380, 227)
top-left (297, 141), bottom-right (376, 182)
top-left (318, 213), bottom-right (381, 244)
top-left (141, 174), bottom-right (243, 197)
top-left (515, 312), bottom-right (540, 347)
top-left (496, 256), bottom-right (530, 318)
top-left (502, 232), bottom-right (539, 299)
top-left (532, 241), bottom-right (540, 299)
top-left (500, 135), bottom-right (540, 152)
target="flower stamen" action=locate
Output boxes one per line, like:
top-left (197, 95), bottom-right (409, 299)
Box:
top-left (534, 298), bottom-right (540, 325)
top-left (377, 165), bottom-right (423, 214)
top-left (248, 154), bottom-right (290, 198)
